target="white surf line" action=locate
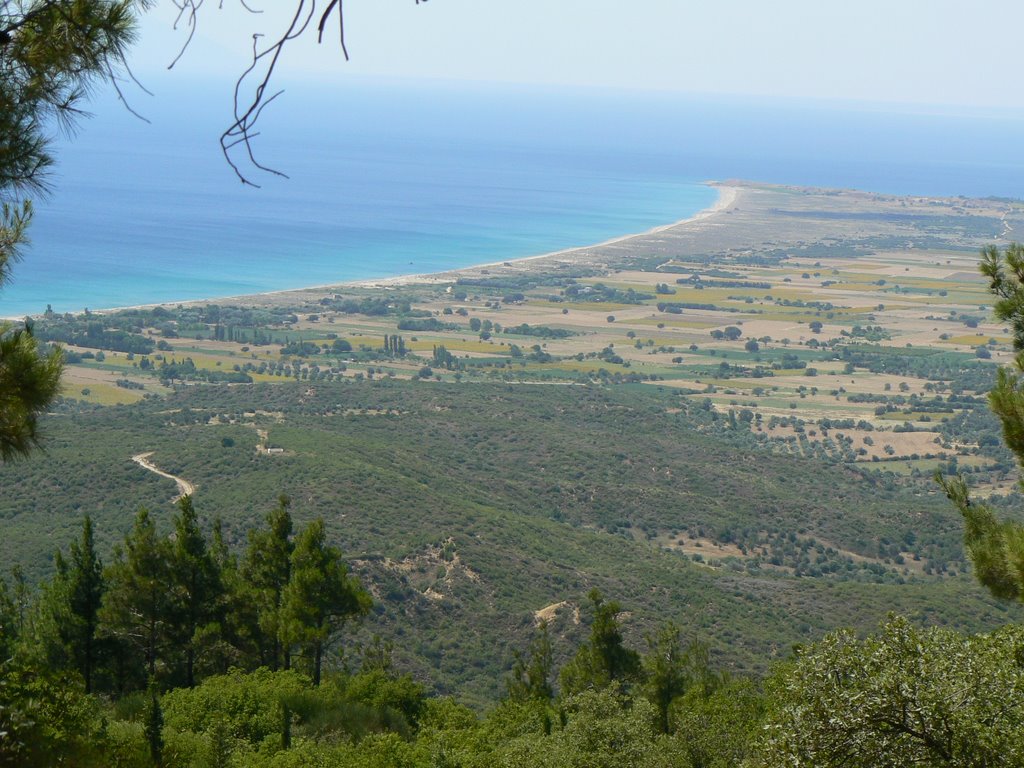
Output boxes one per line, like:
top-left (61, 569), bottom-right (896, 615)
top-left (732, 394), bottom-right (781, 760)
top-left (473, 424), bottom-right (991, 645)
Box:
top-left (131, 452), bottom-right (195, 501)
top-left (7, 183), bottom-right (740, 320)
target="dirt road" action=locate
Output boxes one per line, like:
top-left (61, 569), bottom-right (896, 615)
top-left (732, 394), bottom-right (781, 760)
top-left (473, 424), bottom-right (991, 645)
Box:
top-left (131, 452), bottom-right (195, 501)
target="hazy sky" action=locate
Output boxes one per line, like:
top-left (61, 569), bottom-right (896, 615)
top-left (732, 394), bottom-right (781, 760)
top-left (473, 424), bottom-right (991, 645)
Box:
top-left (131, 1), bottom-right (1024, 111)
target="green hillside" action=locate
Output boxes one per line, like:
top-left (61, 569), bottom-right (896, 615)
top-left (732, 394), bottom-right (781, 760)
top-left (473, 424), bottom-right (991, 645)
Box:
top-left (3, 379), bottom-right (1019, 705)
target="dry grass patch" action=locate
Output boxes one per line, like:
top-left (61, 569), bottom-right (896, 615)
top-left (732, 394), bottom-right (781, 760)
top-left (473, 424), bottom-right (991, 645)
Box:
top-left (763, 422), bottom-right (949, 461)
top-left (63, 368), bottom-right (150, 405)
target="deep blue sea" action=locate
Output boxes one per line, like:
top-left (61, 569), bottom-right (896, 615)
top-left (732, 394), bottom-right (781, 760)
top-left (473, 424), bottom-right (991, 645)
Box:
top-left (6, 78), bottom-right (1024, 316)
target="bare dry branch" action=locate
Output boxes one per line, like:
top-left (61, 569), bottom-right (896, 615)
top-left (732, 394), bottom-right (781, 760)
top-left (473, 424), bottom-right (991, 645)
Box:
top-left (159, 1), bottom-right (427, 185)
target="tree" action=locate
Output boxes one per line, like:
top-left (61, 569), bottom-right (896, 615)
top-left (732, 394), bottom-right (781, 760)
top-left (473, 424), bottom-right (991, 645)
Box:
top-left (2, 1), bottom-right (428, 460)
top-left (0, 654), bottom-right (107, 767)
top-left (241, 494), bottom-right (295, 670)
top-left (53, 516), bottom-right (106, 694)
top-left (507, 620), bottom-right (554, 703)
top-left (640, 622), bottom-right (690, 734)
top-left (99, 508), bottom-right (173, 684)
top-left (498, 688), bottom-right (677, 768)
top-left (159, 1), bottom-right (429, 185)
top-left (167, 495), bottom-right (223, 687)
top-left (207, 516), bottom-right (257, 673)
top-left (280, 518), bottom-right (371, 686)
top-left (559, 590), bottom-right (641, 697)
top-left (159, 667), bottom-right (310, 751)
top-left (143, 678), bottom-right (164, 767)
top-left (1, 0), bottom-right (142, 461)
top-left (343, 668), bottom-right (428, 732)
top-left (939, 243), bottom-right (1024, 601)
top-left (0, 309), bottom-right (62, 462)
top-left (759, 615), bottom-right (1024, 766)
top-left (433, 344), bottom-right (456, 370)
top-left (0, 576), bottom-right (17, 661)
top-left (674, 678), bottom-right (765, 768)
top-left (2, 1), bottom-right (141, 192)
top-left (723, 326), bottom-right (742, 341)
top-left (4, 2), bottom-right (428, 187)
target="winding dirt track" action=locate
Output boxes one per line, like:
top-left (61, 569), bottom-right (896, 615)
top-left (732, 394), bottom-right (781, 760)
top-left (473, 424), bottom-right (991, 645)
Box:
top-left (131, 452), bottom-right (195, 501)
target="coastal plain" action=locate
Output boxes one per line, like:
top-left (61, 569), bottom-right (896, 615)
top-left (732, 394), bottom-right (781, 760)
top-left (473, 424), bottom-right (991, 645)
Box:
top-left (60, 182), bottom-right (1020, 481)
top-left (10, 181), bottom-right (1024, 703)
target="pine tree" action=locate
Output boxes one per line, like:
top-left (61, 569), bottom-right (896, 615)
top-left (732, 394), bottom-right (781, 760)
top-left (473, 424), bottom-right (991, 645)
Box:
top-left (144, 678), bottom-right (164, 767)
top-left (241, 495), bottom-right (294, 670)
top-left (0, 310), bottom-right (62, 461)
top-left (940, 243), bottom-right (1024, 601)
top-left (9, 565), bottom-right (27, 635)
top-left (99, 509), bottom-right (173, 683)
top-left (168, 496), bottom-right (223, 687)
top-left (507, 620), bottom-right (554, 702)
top-left (0, 576), bottom-right (17, 661)
top-left (211, 517), bottom-right (232, 573)
top-left (559, 590), bottom-right (642, 696)
top-left (281, 519), bottom-right (371, 685)
top-left (55, 516), bottom-right (106, 693)
top-left (642, 622), bottom-right (704, 734)
top-left (208, 517), bottom-right (258, 672)
top-left (2, 1), bottom-right (142, 461)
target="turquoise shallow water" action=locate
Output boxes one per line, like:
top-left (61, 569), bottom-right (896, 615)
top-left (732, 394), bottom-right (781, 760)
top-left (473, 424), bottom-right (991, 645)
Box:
top-left (5, 79), bottom-right (1024, 316)
top-left (4, 82), bottom-right (716, 316)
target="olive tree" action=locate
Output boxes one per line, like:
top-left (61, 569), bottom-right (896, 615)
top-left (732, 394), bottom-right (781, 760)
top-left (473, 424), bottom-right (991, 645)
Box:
top-left (759, 615), bottom-right (1024, 766)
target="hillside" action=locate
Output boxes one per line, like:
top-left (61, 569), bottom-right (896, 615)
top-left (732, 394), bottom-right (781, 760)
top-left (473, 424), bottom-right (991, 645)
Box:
top-left (4, 378), bottom-right (1020, 705)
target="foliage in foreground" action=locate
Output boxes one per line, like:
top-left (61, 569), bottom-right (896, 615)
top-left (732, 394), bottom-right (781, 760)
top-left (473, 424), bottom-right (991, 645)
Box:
top-left (762, 616), bottom-right (1024, 766)
top-left (940, 244), bottom-right (1024, 604)
top-left (6, 604), bottom-right (1024, 767)
top-left (3, 502), bottom-right (1024, 768)
top-left (1, 0), bottom-right (147, 460)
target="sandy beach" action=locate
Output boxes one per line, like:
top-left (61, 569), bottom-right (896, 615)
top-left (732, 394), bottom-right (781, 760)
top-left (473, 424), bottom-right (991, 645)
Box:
top-left (342, 182), bottom-right (740, 291)
top-left (29, 181), bottom-right (740, 318)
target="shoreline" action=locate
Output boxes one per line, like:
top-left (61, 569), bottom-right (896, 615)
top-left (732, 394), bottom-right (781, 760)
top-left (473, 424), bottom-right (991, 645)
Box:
top-left (15, 182), bottom-right (739, 318)
top-left (341, 181), bottom-right (739, 290)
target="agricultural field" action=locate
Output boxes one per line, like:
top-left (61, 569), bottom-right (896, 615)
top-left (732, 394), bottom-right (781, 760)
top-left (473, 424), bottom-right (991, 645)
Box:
top-left (34, 182), bottom-right (1023, 492)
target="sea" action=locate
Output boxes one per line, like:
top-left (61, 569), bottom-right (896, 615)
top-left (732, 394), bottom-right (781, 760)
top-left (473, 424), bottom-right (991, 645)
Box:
top-left (6, 77), bottom-right (1024, 317)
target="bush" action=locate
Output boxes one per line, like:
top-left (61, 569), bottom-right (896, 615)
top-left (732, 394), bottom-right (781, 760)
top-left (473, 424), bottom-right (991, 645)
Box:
top-left (161, 668), bottom-right (311, 747)
top-left (341, 670), bottom-right (427, 731)
top-left (759, 618), bottom-right (1024, 766)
